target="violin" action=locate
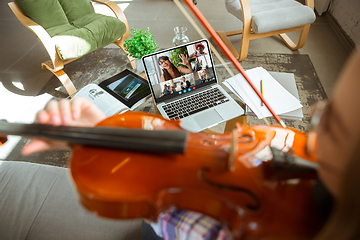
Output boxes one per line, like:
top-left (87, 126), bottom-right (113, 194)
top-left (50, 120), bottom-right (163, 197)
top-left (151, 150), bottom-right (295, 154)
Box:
top-left (0, 112), bottom-right (322, 239)
top-left (0, 2), bottom-right (323, 238)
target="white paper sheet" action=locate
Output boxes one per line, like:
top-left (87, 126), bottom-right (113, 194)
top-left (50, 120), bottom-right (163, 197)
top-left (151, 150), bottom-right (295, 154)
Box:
top-left (224, 67), bottom-right (302, 119)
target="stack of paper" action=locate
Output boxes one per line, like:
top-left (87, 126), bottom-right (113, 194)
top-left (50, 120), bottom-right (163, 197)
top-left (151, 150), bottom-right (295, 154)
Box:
top-left (223, 67), bottom-right (303, 120)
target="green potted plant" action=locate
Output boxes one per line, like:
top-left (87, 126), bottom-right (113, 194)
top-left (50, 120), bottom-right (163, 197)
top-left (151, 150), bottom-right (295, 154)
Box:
top-left (124, 28), bottom-right (159, 71)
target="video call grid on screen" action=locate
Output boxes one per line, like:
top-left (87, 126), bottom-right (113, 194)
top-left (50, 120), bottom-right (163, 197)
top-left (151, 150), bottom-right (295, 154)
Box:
top-left (142, 40), bottom-right (216, 103)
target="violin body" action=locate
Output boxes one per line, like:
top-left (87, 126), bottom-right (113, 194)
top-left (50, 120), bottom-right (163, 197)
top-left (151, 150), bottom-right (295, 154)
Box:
top-left (69, 112), bottom-right (322, 239)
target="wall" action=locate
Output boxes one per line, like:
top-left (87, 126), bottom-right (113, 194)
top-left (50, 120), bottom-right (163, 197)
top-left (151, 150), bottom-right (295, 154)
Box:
top-left (328, 0), bottom-right (360, 46)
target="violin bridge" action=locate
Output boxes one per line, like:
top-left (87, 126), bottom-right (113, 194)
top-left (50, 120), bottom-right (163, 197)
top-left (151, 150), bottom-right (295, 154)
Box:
top-left (227, 128), bottom-right (237, 172)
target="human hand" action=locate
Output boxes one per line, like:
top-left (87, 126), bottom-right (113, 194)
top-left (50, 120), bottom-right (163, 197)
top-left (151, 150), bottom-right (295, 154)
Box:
top-left (22, 97), bottom-right (106, 156)
top-left (179, 53), bottom-right (190, 66)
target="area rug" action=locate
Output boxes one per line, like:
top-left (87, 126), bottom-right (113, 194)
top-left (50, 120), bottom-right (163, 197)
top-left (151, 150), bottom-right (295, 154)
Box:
top-left (214, 52), bottom-right (328, 132)
top-left (5, 49), bottom-right (327, 167)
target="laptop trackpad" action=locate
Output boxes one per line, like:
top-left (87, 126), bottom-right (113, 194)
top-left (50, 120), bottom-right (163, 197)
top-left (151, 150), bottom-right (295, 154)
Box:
top-left (193, 109), bottom-right (223, 129)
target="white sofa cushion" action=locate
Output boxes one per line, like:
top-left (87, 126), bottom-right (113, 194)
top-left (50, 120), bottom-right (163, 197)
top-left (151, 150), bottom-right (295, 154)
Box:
top-left (0, 161), bottom-right (142, 240)
top-left (225, 0), bottom-right (316, 33)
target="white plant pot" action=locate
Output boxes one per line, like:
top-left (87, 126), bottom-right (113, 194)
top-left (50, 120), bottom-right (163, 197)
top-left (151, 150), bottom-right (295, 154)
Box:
top-left (135, 59), bottom-right (145, 72)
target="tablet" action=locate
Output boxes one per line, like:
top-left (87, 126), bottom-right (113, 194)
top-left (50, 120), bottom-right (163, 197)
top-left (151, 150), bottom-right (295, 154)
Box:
top-left (99, 69), bottom-right (151, 109)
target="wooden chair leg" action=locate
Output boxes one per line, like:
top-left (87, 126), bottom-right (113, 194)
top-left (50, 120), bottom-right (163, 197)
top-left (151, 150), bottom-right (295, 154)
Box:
top-left (216, 28), bottom-right (251, 62)
top-left (216, 18), bottom-right (252, 61)
top-left (216, 30), bottom-right (240, 59)
top-left (42, 61), bottom-right (77, 96)
top-left (238, 32), bottom-right (251, 61)
top-left (53, 70), bottom-right (77, 97)
top-left (128, 55), bottom-right (136, 69)
top-left (238, 18), bottom-right (252, 62)
top-left (279, 24), bottom-right (311, 50)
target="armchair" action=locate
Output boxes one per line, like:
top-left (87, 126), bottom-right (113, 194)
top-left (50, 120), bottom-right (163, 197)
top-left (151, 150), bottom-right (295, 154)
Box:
top-left (8, 0), bottom-right (135, 96)
top-left (217, 0), bottom-right (316, 61)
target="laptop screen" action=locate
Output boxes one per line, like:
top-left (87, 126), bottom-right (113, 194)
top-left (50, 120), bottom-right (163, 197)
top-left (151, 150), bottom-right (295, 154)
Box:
top-left (142, 39), bottom-right (217, 104)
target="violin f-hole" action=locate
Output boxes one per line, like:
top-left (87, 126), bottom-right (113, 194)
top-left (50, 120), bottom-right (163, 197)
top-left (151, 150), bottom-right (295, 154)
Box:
top-left (197, 168), bottom-right (261, 212)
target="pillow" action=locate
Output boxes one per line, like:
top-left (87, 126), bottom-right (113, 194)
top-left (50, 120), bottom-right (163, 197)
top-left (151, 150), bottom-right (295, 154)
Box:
top-left (225, 0), bottom-right (316, 34)
top-left (58, 0), bottom-right (95, 23)
top-left (15, 0), bottom-right (68, 29)
top-left (51, 13), bottom-right (126, 60)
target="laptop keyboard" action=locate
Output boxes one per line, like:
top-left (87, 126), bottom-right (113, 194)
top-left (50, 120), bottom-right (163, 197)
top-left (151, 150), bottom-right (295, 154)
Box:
top-left (162, 88), bottom-right (230, 120)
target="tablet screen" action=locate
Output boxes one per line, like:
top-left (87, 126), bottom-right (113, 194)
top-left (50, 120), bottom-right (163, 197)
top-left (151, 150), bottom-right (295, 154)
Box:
top-left (98, 69), bottom-right (151, 108)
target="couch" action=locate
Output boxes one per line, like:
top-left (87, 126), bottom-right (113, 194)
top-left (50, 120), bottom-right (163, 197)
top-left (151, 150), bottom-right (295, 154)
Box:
top-left (0, 161), bottom-right (142, 240)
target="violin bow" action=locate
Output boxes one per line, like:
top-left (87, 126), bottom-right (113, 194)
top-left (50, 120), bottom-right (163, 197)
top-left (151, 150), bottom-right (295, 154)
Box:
top-left (176, 0), bottom-right (286, 128)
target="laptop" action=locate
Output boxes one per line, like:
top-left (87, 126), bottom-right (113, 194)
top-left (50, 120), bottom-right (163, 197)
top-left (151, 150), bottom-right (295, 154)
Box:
top-left (141, 39), bottom-right (244, 132)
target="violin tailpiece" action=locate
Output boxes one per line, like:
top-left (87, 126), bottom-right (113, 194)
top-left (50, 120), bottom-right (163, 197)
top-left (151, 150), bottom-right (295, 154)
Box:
top-left (269, 147), bottom-right (319, 180)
